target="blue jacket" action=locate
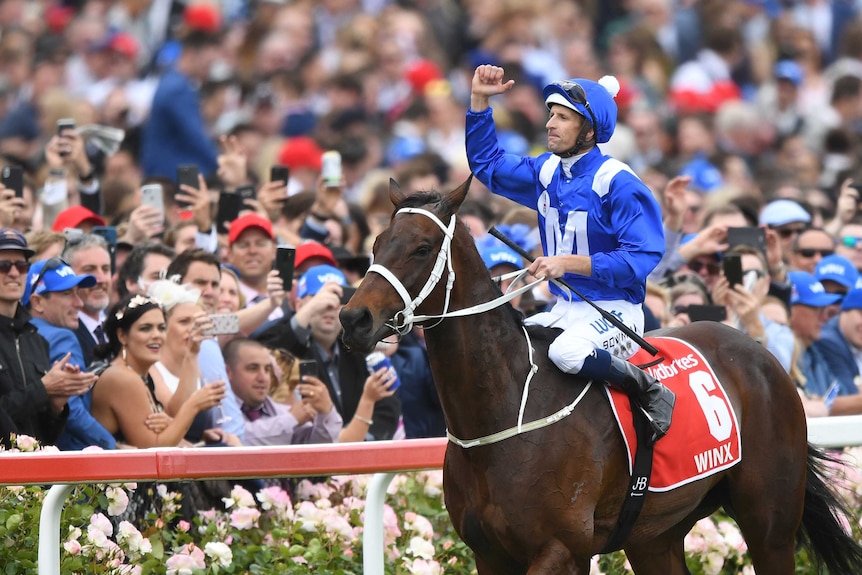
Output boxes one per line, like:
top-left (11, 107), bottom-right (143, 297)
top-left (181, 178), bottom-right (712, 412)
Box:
top-left (141, 68), bottom-right (218, 180)
top-left (811, 316), bottom-right (859, 396)
top-left (30, 318), bottom-right (116, 450)
top-left (466, 108), bottom-right (664, 304)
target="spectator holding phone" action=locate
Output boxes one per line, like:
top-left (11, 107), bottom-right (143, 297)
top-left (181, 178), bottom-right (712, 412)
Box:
top-left (711, 245), bottom-right (794, 372)
top-left (224, 338), bottom-right (341, 445)
top-left (23, 258), bottom-right (115, 450)
top-left (163, 251), bottom-right (246, 441)
top-left (255, 264), bottom-right (401, 440)
top-left (225, 214), bottom-right (278, 312)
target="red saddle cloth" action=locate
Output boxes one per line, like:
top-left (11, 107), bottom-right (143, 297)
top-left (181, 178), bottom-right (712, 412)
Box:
top-left (605, 336), bottom-right (742, 492)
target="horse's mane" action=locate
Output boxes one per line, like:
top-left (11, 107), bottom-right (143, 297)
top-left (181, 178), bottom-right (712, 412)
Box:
top-left (392, 190), bottom-right (449, 215)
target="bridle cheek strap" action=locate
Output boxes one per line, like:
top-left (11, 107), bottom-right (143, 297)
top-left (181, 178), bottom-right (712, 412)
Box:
top-left (366, 207), bottom-right (457, 335)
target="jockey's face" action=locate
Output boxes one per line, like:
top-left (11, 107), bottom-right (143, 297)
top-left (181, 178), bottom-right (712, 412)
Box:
top-left (545, 104), bottom-right (592, 154)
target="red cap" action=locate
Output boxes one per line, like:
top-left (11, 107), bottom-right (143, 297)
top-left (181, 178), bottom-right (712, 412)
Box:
top-left (228, 213), bottom-right (274, 246)
top-left (51, 206), bottom-right (106, 232)
top-left (406, 59), bottom-right (443, 94)
top-left (277, 137), bottom-right (323, 172)
top-left (184, 3), bottom-right (222, 33)
top-left (295, 241), bottom-right (336, 270)
top-left (109, 33), bottom-right (139, 60)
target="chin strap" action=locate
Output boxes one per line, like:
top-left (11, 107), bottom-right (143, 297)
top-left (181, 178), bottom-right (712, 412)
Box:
top-left (559, 121), bottom-right (594, 158)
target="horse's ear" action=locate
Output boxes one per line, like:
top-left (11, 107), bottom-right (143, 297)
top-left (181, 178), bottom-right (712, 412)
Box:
top-left (389, 178), bottom-right (406, 207)
top-left (444, 174), bottom-right (473, 212)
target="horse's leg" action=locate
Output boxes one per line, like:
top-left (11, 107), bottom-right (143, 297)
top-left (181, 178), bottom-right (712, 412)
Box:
top-left (624, 538), bottom-right (691, 575)
top-left (724, 476), bottom-right (801, 574)
top-left (522, 540), bottom-right (588, 575)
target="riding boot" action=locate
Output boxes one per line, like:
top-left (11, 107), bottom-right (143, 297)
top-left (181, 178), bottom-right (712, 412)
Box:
top-left (605, 356), bottom-right (675, 445)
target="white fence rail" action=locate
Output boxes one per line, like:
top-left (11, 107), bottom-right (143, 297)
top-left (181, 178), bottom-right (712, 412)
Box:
top-left (1, 417), bottom-right (860, 575)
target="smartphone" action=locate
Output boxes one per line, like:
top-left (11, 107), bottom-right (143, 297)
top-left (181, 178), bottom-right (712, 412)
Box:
top-left (298, 359), bottom-right (318, 391)
top-left (176, 164), bottom-right (199, 210)
top-left (236, 184), bottom-right (256, 202)
top-left (0, 165), bottom-right (23, 198)
top-left (275, 246), bottom-right (296, 288)
top-left (203, 313), bottom-right (240, 336)
top-left (726, 227), bottom-right (766, 254)
top-left (687, 304), bottom-right (727, 322)
top-left (340, 285), bottom-right (357, 305)
top-left (270, 165), bottom-right (290, 184)
top-left (321, 151), bottom-right (342, 188)
top-left (216, 192), bottom-right (243, 235)
top-left (723, 253), bottom-right (744, 288)
top-left (141, 184), bottom-right (165, 218)
top-left (56, 118), bottom-right (76, 135)
top-left (56, 119), bottom-right (76, 158)
top-left (92, 225), bottom-right (118, 274)
top-left (92, 225), bottom-right (117, 246)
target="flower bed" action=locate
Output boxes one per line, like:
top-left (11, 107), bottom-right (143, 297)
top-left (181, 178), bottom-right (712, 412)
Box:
top-left (1, 437), bottom-right (861, 574)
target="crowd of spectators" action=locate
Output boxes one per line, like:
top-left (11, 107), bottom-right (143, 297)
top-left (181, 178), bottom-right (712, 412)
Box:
top-left (3, 0), bottom-right (862, 456)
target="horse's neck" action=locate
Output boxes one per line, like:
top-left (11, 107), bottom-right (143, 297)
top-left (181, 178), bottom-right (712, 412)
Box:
top-left (423, 301), bottom-right (530, 434)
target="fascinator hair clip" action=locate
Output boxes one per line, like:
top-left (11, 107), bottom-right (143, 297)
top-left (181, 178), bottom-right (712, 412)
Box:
top-left (115, 295), bottom-right (159, 321)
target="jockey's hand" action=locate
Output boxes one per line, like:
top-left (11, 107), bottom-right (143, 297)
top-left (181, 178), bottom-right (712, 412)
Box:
top-left (529, 255), bottom-right (570, 281)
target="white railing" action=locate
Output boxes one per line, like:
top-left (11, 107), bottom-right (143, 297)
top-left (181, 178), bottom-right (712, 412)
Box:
top-left (2, 416), bottom-right (861, 575)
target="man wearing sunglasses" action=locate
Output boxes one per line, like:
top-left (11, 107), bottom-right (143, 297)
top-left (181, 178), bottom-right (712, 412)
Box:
top-left (23, 257), bottom-right (116, 450)
top-left (0, 229), bottom-right (96, 448)
top-left (466, 65), bottom-right (673, 443)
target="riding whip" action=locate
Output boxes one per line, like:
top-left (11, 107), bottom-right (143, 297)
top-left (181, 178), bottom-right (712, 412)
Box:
top-left (488, 226), bottom-right (659, 356)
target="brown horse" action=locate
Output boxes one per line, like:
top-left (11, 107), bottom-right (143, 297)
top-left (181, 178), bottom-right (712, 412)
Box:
top-left (340, 177), bottom-right (862, 574)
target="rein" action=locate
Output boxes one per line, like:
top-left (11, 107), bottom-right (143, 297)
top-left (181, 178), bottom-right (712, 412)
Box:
top-left (366, 206), bottom-right (589, 448)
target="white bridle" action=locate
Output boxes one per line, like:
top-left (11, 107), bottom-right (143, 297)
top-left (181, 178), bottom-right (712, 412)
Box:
top-left (365, 206), bottom-right (589, 448)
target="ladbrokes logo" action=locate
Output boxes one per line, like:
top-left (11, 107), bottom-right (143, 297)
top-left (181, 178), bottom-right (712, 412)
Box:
top-left (646, 353), bottom-right (699, 379)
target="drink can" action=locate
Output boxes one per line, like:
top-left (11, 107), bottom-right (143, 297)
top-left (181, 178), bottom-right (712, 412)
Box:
top-left (366, 351), bottom-right (400, 391)
top-left (321, 150), bottom-right (342, 188)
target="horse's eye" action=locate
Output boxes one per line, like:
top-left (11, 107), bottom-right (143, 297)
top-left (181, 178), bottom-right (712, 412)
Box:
top-left (415, 244), bottom-right (433, 257)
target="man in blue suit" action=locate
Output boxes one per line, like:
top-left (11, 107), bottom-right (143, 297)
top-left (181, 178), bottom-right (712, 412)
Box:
top-left (24, 259), bottom-right (116, 449)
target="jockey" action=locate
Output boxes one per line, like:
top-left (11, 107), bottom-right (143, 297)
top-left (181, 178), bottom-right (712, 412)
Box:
top-left (465, 65), bottom-right (675, 443)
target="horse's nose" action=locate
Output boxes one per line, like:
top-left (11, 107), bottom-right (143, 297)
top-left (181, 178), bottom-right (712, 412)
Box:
top-left (339, 306), bottom-right (373, 347)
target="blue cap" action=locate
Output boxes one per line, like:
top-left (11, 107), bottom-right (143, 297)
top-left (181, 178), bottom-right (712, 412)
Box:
top-left (386, 136), bottom-right (426, 165)
top-left (788, 271), bottom-right (842, 307)
top-left (480, 244), bottom-right (523, 271)
top-left (681, 156), bottom-right (724, 192)
top-left (23, 259), bottom-right (96, 306)
top-left (297, 264), bottom-right (347, 299)
top-left (815, 254), bottom-right (858, 289)
top-left (759, 199), bottom-right (811, 227)
top-left (543, 77), bottom-right (618, 143)
top-left (841, 287), bottom-right (862, 311)
top-left (774, 60), bottom-right (804, 87)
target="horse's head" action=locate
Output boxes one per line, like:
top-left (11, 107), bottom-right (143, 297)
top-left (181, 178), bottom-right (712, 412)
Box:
top-left (340, 176), bottom-right (473, 352)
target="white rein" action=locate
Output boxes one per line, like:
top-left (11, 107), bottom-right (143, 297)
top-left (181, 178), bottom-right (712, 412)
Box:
top-left (365, 207), bottom-right (591, 448)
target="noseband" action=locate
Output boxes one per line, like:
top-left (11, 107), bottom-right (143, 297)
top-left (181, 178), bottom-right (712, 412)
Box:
top-left (366, 207), bottom-right (536, 334)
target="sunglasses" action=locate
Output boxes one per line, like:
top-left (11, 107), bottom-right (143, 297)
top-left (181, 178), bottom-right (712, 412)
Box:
top-left (0, 260), bottom-right (31, 275)
top-left (552, 81), bottom-right (598, 131)
top-left (672, 305), bottom-right (690, 315)
top-left (687, 260), bottom-right (721, 275)
top-left (30, 257), bottom-right (65, 296)
top-left (795, 248), bottom-right (834, 258)
top-left (841, 236), bottom-right (862, 249)
top-left (774, 226), bottom-right (807, 239)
